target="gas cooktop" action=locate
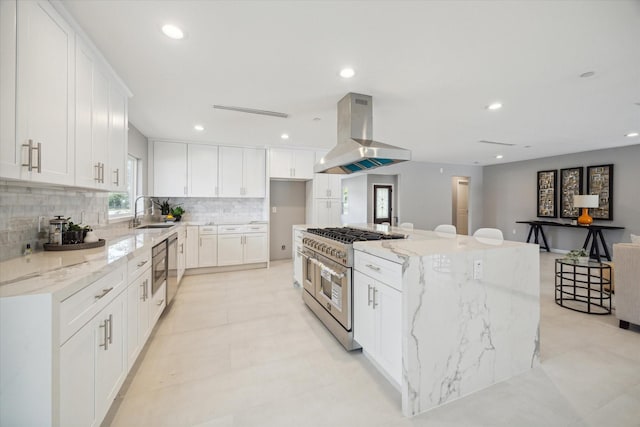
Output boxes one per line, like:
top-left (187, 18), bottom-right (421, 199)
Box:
top-left (305, 227), bottom-right (406, 244)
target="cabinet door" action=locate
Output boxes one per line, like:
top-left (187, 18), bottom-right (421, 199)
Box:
top-left (328, 199), bottom-right (342, 225)
top-left (177, 232), bottom-right (186, 282)
top-left (217, 234), bottom-right (243, 266)
top-left (60, 318), bottom-right (97, 427)
top-left (353, 270), bottom-right (375, 351)
top-left (138, 272), bottom-right (151, 343)
top-left (95, 292), bottom-right (126, 423)
top-left (244, 233), bottom-right (267, 263)
top-left (375, 282), bottom-right (402, 385)
top-left (218, 146), bottom-right (243, 197)
top-left (153, 141), bottom-right (187, 196)
top-left (126, 271), bottom-right (150, 370)
top-left (315, 199), bottom-right (341, 226)
top-left (0, 0), bottom-right (18, 180)
top-left (16, 0), bottom-right (75, 185)
top-left (243, 148), bottom-right (266, 197)
top-left (269, 148), bottom-right (293, 178)
top-left (292, 150), bottom-right (315, 179)
top-left (313, 174), bottom-right (342, 198)
top-left (198, 234), bottom-right (218, 267)
top-left (108, 84), bottom-right (127, 191)
top-left (328, 175), bottom-right (342, 199)
top-left (185, 226), bottom-right (199, 269)
top-left (189, 144), bottom-right (218, 197)
top-left (293, 245), bottom-right (303, 285)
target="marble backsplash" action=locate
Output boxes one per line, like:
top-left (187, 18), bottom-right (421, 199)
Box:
top-left (0, 184), bottom-right (266, 262)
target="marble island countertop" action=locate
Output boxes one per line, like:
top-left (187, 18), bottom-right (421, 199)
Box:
top-left (0, 224), bottom-right (183, 300)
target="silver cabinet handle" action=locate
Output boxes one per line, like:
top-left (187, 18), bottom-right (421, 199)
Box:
top-left (21, 140), bottom-right (33, 171)
top-left (113, 168), bottom-right (120, 186)
top-left (157, 299), bottom-right (164, 306)
top-left (367, 284), bottom-right (373, 306)
top-left (144, 279), bottom-right (148, 300)
top-left (373, 287), bottom-right (379, 309)
top-left (94, 163), bottom-right (100, 182)
top-left (180, 243), bottom-right (184, 254)
top-left (101, 163), bottom-right (105, 183)
top-left (94, 287), bottom-right (114, 300)
top-left (107, 313), bottom-right (113, 344)
top-left (366, 264), bottom-right (381, 272)
top-left (34, 142), bottom-right (42, 173)
top-left (137, 260), bottom-right (148, 268)
top-left (99, 319), bottom-right (108, 350)
top-left (140, 281), bottom-right (146, 301)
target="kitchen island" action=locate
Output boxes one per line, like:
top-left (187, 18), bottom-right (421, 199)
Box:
top-left (352, 227), bottom-right (540, 417)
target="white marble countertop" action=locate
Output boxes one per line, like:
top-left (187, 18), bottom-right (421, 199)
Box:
top-left (0, 223), bottom-right (184, 300)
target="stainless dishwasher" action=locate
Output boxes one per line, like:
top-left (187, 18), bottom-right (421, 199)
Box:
top-left (166, 232), bottom-right (179, 305)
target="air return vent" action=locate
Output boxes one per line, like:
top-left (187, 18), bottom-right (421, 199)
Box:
top-left (478, 140), bottom-right (516, 147)
top-left (212, 104), bottom-right (288, 118)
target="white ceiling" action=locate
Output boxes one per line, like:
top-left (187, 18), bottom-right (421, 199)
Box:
top-left (61, 0), bottom-right (640, 166)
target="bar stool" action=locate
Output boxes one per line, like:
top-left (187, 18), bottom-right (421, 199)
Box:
top-left (434, 224), bottom-right (456, 234)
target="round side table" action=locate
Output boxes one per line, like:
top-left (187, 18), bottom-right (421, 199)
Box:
top-left (555, 259), bottom-right (612, 315)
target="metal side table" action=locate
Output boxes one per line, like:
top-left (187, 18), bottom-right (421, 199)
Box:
top-left (555, 259), bottom-right (612, 315)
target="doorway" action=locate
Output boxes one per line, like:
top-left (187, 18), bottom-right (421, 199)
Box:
top-left (452, 177), bottom-right (469, 235)
top-left (269, 181), bottom-right (306, 260)
top-left (373, 184), bottom-right (393, 224)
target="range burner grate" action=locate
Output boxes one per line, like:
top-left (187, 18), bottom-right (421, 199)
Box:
top-left (306, 227), bottom-right (405, 243)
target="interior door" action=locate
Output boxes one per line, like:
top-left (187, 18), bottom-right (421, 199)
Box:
top-left (455, 178), bottom-right (469, 235)
top-left (373, 185), bottom-right (393, 224)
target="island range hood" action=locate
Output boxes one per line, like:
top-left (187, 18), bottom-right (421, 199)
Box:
top-left (315, 93), bottom-right (411, 174)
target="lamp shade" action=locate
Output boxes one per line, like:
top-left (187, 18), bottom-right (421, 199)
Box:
top-left (573, 194), bottom-right (599, 208)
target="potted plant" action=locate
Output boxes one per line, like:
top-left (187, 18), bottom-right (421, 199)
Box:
top-left (170, 206), bottom-right (185, 222)
top-left (153, 198), bottom-right (172, 216)
top-left (64, 221), bottom-right (91, 244)
top-left (565, 248), bottom-right (590, 264)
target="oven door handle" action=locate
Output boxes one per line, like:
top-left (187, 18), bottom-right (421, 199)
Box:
top-left (315, 260), bottom-right (346, 279)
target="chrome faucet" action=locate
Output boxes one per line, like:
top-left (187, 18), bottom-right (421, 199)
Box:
top-left (131, 196), bottom-right (154, 228)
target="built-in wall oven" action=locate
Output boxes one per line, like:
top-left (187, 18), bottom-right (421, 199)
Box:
top-left (152, 239), bottom-right (167, 296)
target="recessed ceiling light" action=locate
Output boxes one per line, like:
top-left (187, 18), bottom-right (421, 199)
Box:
top-left (495, 154), bottom-right (504, 159)
top-left (487, 102), bottom-right (502, 110)
top-left (162, 24), bottom-right (184, 40)
top-left (281, 133), bottom-right (289, 140)
top-left (625, 132), bottom-right (639, 138)
top-left (580, 71), bottom-right (596, 78)
top-left (194, 125), bottom-right (204, 131)
top-left (339, 67), bottom-right (355, 78)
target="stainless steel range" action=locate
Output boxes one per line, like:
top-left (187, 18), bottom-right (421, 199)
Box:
top-left (301, 227), bottom-right (406, 350)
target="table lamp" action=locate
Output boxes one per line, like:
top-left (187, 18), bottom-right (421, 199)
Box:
top-left (573, 194), bottom-right (599, 225)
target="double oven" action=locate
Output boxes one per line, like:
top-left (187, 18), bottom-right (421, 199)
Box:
top-left (301, 248), bottom-right (352, 333)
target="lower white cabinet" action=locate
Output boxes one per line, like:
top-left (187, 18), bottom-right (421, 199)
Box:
top-left (217, 224), bottom-right (267, 266)
top-left (353, 262), bottom-right (402, 386)
top-left (60, 287), bottom-right (127, 427)
top-left (126, 268), bottom-right (151, 370)
top-left (198, 234), bottom-right (218, 267)
top-left (186, 225), bottom-right (199, 269)
top-left (177, 227), bottom-right (186, 282)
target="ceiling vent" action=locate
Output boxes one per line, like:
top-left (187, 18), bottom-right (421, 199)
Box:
top-left (478, 140), bottom-right (516, 147)
top-left (212, 104), bottom-right (288, 118)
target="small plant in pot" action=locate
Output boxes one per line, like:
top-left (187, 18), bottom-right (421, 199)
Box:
top-left (565, 248), bottom-right (590, 264)
top-left (170, 206), bottom-right (185, 222)
top-left (153, 198), bottom-right (172, 216)
top-left (64, 221), bottom-right (91, 244)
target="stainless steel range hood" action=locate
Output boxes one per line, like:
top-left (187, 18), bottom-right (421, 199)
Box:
top-left (315, 93), bottom-right (411, 174)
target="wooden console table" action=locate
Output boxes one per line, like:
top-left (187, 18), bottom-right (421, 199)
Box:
top-left (516, 220), bottom-right (624, 261)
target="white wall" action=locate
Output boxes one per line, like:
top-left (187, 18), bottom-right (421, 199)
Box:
top-left (127, 123), bottom-right (148, 194)
top-left (483, 144), bottom-right (640, 252)
top-left (341, 174), bottom-right (368, 224)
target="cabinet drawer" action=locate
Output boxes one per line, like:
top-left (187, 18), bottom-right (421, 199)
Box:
top-left (59, 264), bottom-right (126, 345)
top-left (218, 225), bottom-right (243, 234)
top-left (354, 251), bottom-right (402, 291)
top-left (199, 225), bottom-right (217, 235)
top-left (243, 223), bottom-right (267, 233)
top-left (127, 249), bottom-right (151, 282)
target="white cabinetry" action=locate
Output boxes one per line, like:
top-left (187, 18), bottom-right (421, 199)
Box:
top-left (353, 251), bottom-right (402, 386)
top-left (108, 84), bottom-right (128, 191)
top-left (217, 224), bottom-right (268, 266)
top-left (177, 226), bottom-right (186, 283)
top-left (75, 39), bottom-right (109, 189)
top-left (219, 146), bottom-right (266, 197)
top-left (126, 249), bottom-right (152, 370)
top-left (305, 150), bottom-right (343, 226)
top-left (186, 225), bottom-right (199, 269)
top-left (293, 228), bottom-right (303, 286)
top-left (0, 0), bottom-right (18, 179)
top-left (269, 148), bottom-right (315, 180)
top-left (314, 173), bottom-right (342, 198)
top-left (14, 0), bottom-right (75, 185)
top-left (198, 226), bottom-right (218, 268)
top-left (189, 144), bottom-right (219, 197)
top-left (153, 141), bottom-right (187, 196)
top-left (314, 199), bottom-right (342, 226)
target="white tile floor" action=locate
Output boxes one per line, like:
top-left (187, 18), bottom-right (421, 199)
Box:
top-left (104, 253), bottom-right (640, 427)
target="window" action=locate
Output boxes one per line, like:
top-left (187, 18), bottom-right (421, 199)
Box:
top-left (108, 155), bottom-right (139, 219)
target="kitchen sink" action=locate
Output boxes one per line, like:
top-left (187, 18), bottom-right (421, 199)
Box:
top-left (136, 224), bottom-right (175, 229)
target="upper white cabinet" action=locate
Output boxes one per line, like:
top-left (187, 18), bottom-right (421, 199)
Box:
top-left (188, 144), bottom-right (218, 197)
top-left (0, 0), bottom-right (129, 189)
top-left (14, 0), bottom-right (75, 185)
top-left (0, 0), bottom-right (18, 179)
top-left (219, 146), bottom-right (266, 197)
top-left (269, 148), bottom-right (315, 180)
top-left (314, 173), bottom-right (342, 199)
top-left (75, 39), bottom-right (109, 190)
top-left (153, 141), bottom-right (187, 196)
top-left (153, 141), bottom-right (220, 197)
top-left (108, 84), bottom-right (128, 192)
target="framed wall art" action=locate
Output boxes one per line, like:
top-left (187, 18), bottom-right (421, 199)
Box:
top-left (587, 164), bottom-right (613, 220)
top-left (537, 169), bottom-right (557, 218)
top-left (560, 167), bottom-right (583, 219)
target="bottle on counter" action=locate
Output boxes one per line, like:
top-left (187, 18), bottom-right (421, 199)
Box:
top-left (23, 243), bottom-right (32, 256)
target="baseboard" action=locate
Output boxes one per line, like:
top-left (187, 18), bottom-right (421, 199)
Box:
top-left (184, 262), bottom-right (267, 276)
